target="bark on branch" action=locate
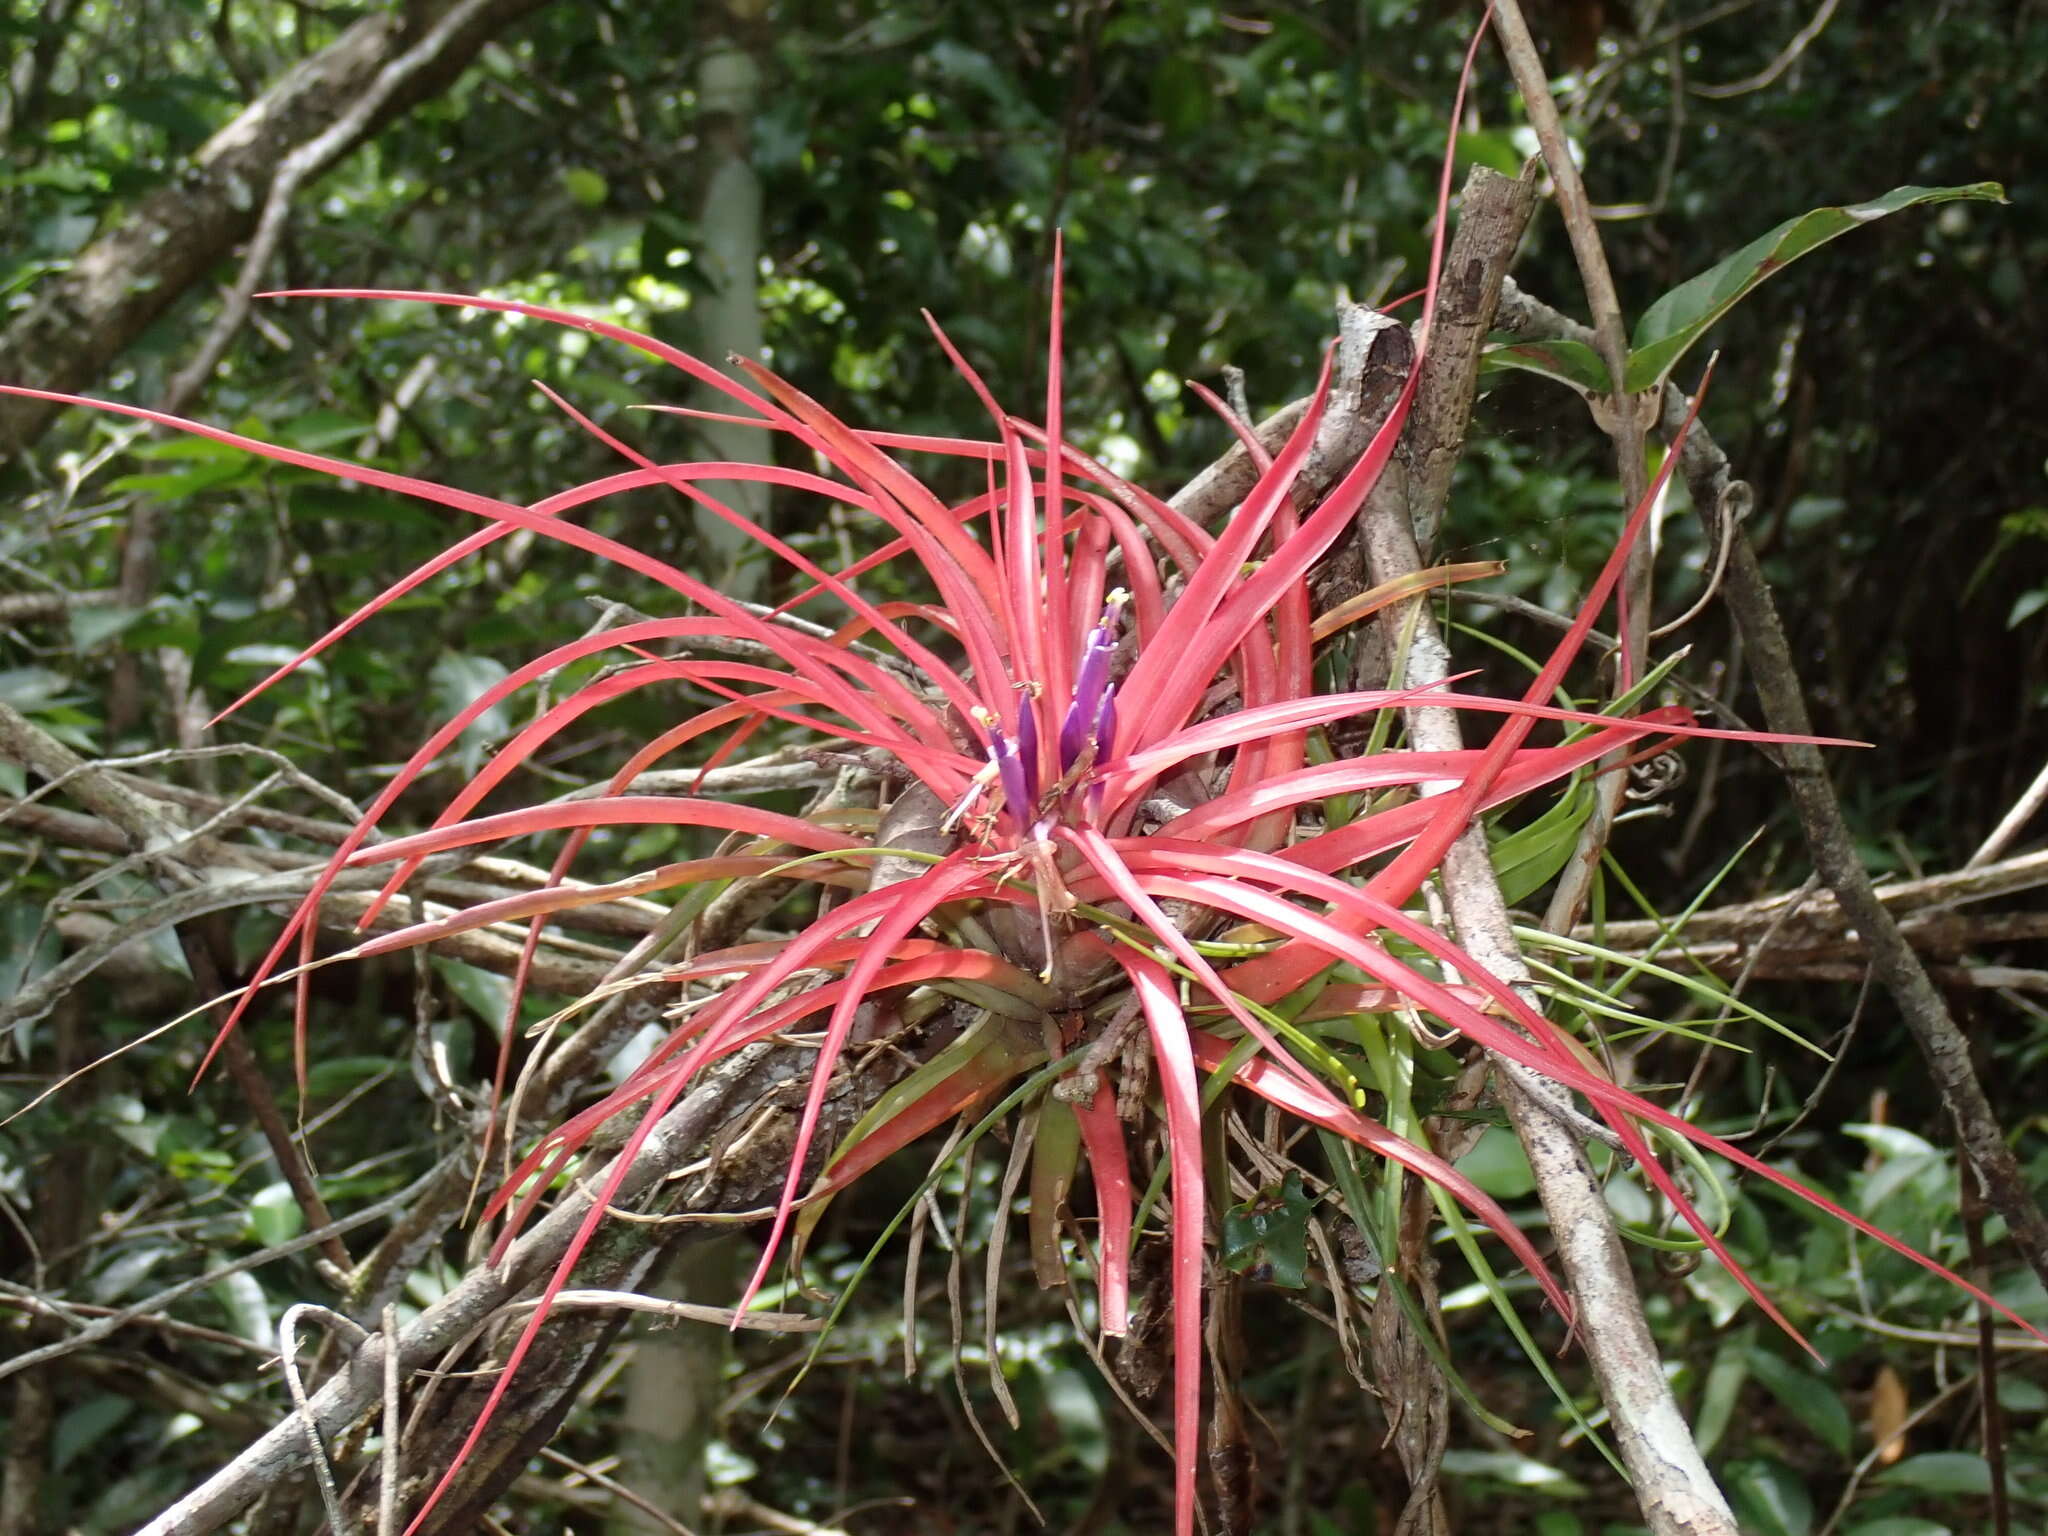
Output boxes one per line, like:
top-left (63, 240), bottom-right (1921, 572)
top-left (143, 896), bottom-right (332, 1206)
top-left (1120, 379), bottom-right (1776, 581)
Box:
top-left (0, 0), bottom-right (548, 464)
top-left (1360, 165), bottom-right (1741, 1536)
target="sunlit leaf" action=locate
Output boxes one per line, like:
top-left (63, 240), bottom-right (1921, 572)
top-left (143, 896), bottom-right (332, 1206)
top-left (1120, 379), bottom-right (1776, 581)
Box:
top-left (1874, 1452), bottom-right (1993, 1496)
top-left (1626, 183), bottom-right (2006, 390)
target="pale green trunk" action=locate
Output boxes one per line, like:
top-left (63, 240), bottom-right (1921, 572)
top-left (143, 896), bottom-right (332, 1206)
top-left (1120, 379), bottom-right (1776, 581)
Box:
top-left (687, 0), bottom-right (769, 598)
top-left (606, 1236), bottom-right (738, 1534)
top-left (608, 7), bottom-right (770, 1527)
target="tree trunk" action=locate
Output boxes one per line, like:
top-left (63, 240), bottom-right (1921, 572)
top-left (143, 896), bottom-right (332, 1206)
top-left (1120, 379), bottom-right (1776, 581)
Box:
top-left (681, 0), bottom-right (772, 597)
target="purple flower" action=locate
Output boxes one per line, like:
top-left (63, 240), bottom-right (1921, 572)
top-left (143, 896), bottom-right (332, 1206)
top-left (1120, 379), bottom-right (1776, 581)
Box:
top-left (1060, 588), bottom-right (1128, 772)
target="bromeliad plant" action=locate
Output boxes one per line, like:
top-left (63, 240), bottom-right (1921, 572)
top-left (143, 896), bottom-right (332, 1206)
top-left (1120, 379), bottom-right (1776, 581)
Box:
top-left (7, 49), bottom-right (2040, 1536)
top-left (28, 318), bottom-right (2041, 1531)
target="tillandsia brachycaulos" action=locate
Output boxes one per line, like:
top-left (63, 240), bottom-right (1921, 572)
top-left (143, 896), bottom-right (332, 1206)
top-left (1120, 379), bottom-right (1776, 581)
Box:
top-left (6, 22), bottom-right (2043, 1536)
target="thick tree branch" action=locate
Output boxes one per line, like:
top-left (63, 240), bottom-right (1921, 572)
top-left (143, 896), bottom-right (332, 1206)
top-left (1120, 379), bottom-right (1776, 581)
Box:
top-left (1359, 166), bottom-right (1740, 1536)
top-left (157, 0), bottom-right (514, 418)
top-left (0, 0), bottom-right (549, 463)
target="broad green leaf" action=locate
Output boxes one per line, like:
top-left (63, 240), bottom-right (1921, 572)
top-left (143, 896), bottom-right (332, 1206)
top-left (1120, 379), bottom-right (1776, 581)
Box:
top-left (89, 1240), bottom-right (177, 1303)
top-left (1484, 336), bottom-right (1612, 395)
top-left (1858, 1147), bottom-right (1945, 1215)
top-left (1691, 1326), bottom-right (1753, 1456)
top-left (277, 408), bottom-right (374, 450)
top-left (1438, 1450), bottom-right (1587, 1498)
top-left (560, 167), bottom-right (608, 207)
top-left (1456, 129), bottom-right (1524, 177)
top-left (1040, 1362), bottom-right (1109, 1477)
top-left (53, 1397), bottom-right (137, 1474)
top-left (1998, 1375), bottom-right (2048, 1412)
top-left (1150, 55), bottom-right (1211, 135)
top-left (434, 955), bottom-right (514, 1032)
top-left (1746, 1346), bottom-right (1853, 1456)
top-left (304, 1055), bottom-right (397, 1098)
top-left (1726, 1457), bottom-right (1814, 1536)
top-left (1455, 1125), bottom-right (1537, 1199)
top-left (706, 1440), bottom-right (757, 1487)
top-left (1874, 1452), bottom-right (1993, 1496)
top-left (69, 603), bottom-right (143, 650)
top-left (0, 901), bottom-right (62, 1002)
top-left (429, 651), bottom-right (512, 772)
top-left (224, 644), bottom-right (325, 678)
top-left (1685, 1254), bottom-right (1754, 1329)
top-left (246, 1181), bottom-right (305, 1248)
top-left (212, 1266), bottom-right (272, 1344)
top-left (1844, 1521), bottom-right (1952, 1536)
top-left (1221, 1168), bottom-right (1313, 1288)
top-left (1625, 183), bottom-right (2006, 390)
top-left (121, 433), bottom-right (250, 463)
top-left (1843, 1124), bottom-right (1940, 1161)
top-left (0, 666), bottom-right (76, 709)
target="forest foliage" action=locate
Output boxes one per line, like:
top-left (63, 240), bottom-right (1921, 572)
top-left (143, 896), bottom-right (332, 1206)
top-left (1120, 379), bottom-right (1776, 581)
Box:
top-left (2, 3), bottom-right (2047, 1535)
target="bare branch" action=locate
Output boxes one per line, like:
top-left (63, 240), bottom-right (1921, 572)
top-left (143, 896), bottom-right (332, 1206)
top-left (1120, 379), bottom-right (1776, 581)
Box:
top-left (1357, 165), bottom-right (1740, 1536)
top-left (0, 0), bottom-right (550, 463)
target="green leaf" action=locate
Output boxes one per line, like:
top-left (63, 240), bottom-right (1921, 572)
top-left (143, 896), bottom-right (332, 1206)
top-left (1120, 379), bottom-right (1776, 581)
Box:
top-left (1456, 129), bottom-right (1524, 177)
top-left (1843, 1123), bottom-right (1941, 1161)
top-left (1, 901), bottom-right (62, 1002)
top-left (1222, 1168), bottom-right (1313, 1288)
top-left (434, 956), bottom-right (514, 1031)
top-left (1455, 1125), bottom-right (1537, 1199)
top-left (1843, 1521), bottom-right (1952, 1536)
top-left (276, 408), bottom-right (374, 451)
top-left (223, 644), bottom-right (325, 678)
top-left (1484, 336), bottom-right (1612, 395)
top-left (1998, 1374), bottom-right (2048, 1412)
top-left (304, 1055), bottom-right (396, 1098)
top-left (1684, 1255), bottom-right (1753, 1329)
top-left (1874, 1452), bottom-right (1993, 1496)
top-left (246, 1181), bottom-right (305, 1248)
top-left (1726, 1457), bottom-right (1814, 1536)
top-left (1746, 1346), bottom-right (1853, 1457)
top-left (1491, 777), bottom-right (1596, 905)
top-left (1438, 1450), bottom-right (1587, 1498)
top-left (68, 602), bottom-right (143, 650)
top-left (1040, 1362), bottom-right (1109, 1477)
top-left (2008, 589), bottom-right (2048, 629)
top-left (107, 457), bottom-right (255, 496)
top-left (53, 1396), bottom-right (137, 1473)
top-left (429, 651), bottom-right (512, 772)
top-left (212, 1266), bottom-right (272, 1343)
top-left (560, 167), bottom-right (609, 207)
top-left (1691, 1326), bottom-right (1753, 1456)
top-left (1150, 55), bottom-right (1212, 135)
top-left (1625, 183), bottom-right (2007, 391)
